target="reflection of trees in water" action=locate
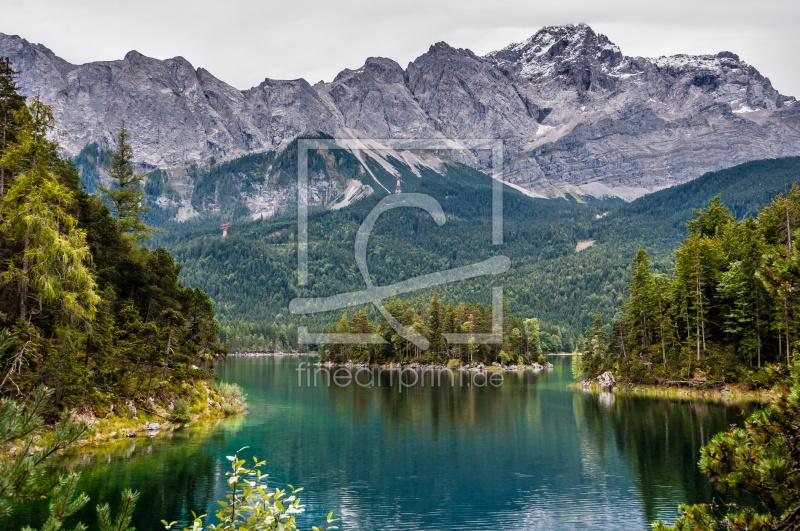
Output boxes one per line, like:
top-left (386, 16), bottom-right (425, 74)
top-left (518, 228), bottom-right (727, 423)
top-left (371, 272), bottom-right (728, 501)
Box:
top-left (6, 419), bottom-right (243, 531)
top-left (285, 368), bottom-right (555, 523)
top-left (320, 368), bottom-right (545, 442)
top-left (573, 391), bottom-right (753, 523)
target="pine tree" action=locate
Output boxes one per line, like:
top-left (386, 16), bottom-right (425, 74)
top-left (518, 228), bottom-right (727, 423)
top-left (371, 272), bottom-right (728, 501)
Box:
top-left (653, 361), bottom-right (800, 530)
top-left (99, 121), bottom-right (150, 242)
top-left (335, 312), bottom-right (350, 362)
top-left (0, 57), bottom-right (25, 198)
top-left (625, 247), bottom-right (656, 359)
top-left (0, 386), bottom-right (139, 531)
top-left (427, 291), bottom-right (445, 355)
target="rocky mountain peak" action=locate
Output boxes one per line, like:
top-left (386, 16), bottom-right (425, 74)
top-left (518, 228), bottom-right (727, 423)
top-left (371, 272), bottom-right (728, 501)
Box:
top-left (487, 23), bottom-right (623, 85)
top-left (123, 50), bottom-right (145, 61)
top-left (2, 26), bottom-right (800, 207)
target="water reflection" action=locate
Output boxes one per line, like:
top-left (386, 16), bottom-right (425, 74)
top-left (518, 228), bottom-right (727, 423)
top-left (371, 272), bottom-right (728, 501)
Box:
top-left (4, 357), bottom-right (756, 531)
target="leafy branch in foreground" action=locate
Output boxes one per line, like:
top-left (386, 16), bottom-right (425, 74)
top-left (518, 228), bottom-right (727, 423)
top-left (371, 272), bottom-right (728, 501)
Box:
top-left (653, 358), bottom-right (800, 530)
top-left (169, 447), bottom-right (338, 531)
top-left (0, 385), bottom-right (139, 531)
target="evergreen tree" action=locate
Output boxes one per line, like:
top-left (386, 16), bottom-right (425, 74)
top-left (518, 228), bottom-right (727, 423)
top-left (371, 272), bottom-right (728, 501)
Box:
top-left (625, 247), bottom-right (656, 359)
top-left (0, 386), bottom-right (140, 531)
top-left (99, 121), bottom-right (150, 241)
top-left (654, 361), bottom-right (800, 530)
top-left (0, 97), bottom-right (99, 323)
top-left (0, 57), bottom-right (25, 198)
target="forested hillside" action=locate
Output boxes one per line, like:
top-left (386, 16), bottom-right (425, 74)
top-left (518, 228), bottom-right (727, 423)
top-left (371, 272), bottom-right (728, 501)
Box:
top-left (145, 138), bottom-right (800, 353)
top-left (0, 58), bottom-right (225, 412)
top-left (580, 183), bottom-right (800, 386)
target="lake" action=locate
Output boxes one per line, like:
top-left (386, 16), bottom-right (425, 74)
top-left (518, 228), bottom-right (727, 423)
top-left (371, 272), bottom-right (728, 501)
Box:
top-left (6, 356), bottom-right (754, 531)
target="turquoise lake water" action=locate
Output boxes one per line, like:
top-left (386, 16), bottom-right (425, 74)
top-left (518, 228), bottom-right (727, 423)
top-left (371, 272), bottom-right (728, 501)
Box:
top-left (5, 356), bottom-right (755, 531)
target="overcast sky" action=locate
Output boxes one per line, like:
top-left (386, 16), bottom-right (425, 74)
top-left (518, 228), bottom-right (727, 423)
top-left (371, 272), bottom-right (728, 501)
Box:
top-left (3, 0), bottom-right (799, 96)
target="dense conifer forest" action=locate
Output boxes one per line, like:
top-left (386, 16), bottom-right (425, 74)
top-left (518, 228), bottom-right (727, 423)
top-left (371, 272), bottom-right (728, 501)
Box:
top-left (578, 186), bottom-right (800, 386)
top-left (0, 58), bottom-right (225, 411)
top-left (141, 142), bottom-right (800, 358)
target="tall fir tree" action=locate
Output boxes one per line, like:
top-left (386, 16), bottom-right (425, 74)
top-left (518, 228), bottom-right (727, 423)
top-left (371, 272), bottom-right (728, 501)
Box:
top-left (99, 120), bottom-right (150, 242)
top-left (0, 57), bottom-right (25, 198)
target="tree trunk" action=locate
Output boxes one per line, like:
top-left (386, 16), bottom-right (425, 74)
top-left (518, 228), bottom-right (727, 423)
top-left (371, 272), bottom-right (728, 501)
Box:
top-left (0, 110), bottom-right (7, 196)
top-left (755, 286), bottom-right (762, 368)
top-left (161, 327), bottom-right (173, 384)
top-left (20, 219), bottom-right (30, 321)
top-left (785, 299), bottom-right (790, 364)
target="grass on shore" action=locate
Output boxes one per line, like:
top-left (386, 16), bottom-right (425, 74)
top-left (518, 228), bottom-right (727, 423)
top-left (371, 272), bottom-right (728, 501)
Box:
top-left (2, 380), bottom-right (250, 458)
top-left (572, 381), bottom-right (772, 404)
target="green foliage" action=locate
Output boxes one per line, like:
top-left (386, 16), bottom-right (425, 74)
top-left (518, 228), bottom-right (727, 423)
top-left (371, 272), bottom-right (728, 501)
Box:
top-left (1, 96), bottom-right (100, 323)
top-left (99, 120), bottom-right (150, 242)
top-left (0, 56), bottom-right (25, 197)
top-left (315, 292), bottom-right (547, 365)
top-left (72, 142), bottom-right (110, 195)
top-left (653, 359), bottom-right (800, 530)
top-left (0, 386), bottom-right (142, 531)
top-left (169, 399), bottom-right (191, 423)
top-left (571, 353), bottom-right (584, 381)
top-left (172, 447), bottom-right (338, 531)
top-left (0, 67), bottom-right (226, 414)
top-left (97, 490), bottom-right (139, 531)
top-left (144, 137), bottom-right (800, 355)
top-left (498, 350), bottom-right (511, 365)
top-left (582, 186), bottom-right (800, 386)
top-left (217, 382), bottom-right (247, 416)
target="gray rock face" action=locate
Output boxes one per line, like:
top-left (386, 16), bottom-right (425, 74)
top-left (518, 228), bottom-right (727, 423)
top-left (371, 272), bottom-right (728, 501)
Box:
top-left (407, 43), bottom-right (538, 142)
top-left (484, 24), bottom-right (799, 198)
top-left (243, 77), bottom-right (342, 148)
top-left (320, 57), bottom-right (438, 139)
top-left (1, 23), bottom-right (799, 204)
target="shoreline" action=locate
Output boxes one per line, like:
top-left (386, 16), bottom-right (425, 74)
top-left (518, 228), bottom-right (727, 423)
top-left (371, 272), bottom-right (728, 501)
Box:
top-left (2, 380), bottom-right (246, 459)
top-left (77, 380), bottom-right (246, 446)
top-left (572, 381), bottom-right (772, 403)
top-left (313, 360), bottom-right (555, 371)
top-left (228, 351), bottom-right (314, 357)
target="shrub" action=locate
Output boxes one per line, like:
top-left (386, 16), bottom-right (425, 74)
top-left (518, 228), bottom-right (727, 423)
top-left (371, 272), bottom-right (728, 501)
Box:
top-left (169, 399), bottom-right (191, 423)
top-left (498, 350), bottom-right (511, 366)
top-left (217, 382), bottom-right (247, 416)
top-left (218, 382), bottom-right (247, 403)
top-left (168, 448), bottom-right (338, 531)
top-left (538, 354), bottom-right (548, 365)
top-left (222, 401), bottom-right (245, 416)
top-left (446, 359), bottom-right (461, 369)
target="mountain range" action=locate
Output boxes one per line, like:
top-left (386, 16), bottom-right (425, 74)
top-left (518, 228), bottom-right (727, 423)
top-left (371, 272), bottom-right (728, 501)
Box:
top-left (2, 23), bottom-right (799, 209)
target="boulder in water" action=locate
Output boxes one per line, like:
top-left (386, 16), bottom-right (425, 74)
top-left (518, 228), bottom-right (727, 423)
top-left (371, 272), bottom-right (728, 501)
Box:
top-left (597, 371), bottom-right (616, 390)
